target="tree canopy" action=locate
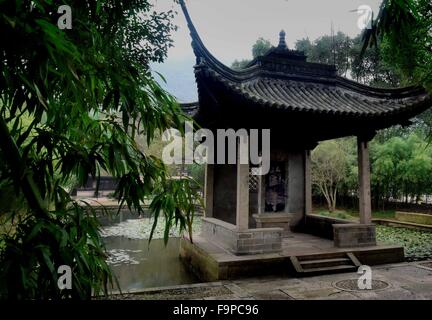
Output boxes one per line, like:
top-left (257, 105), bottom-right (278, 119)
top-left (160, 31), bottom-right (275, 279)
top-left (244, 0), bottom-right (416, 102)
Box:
top-left (362, 0), bottom-right (432, 93)
top-left (231, 37), bottom-right (272, 70)
top-left (295, 32), bottom-right (351, 77)
top-left (294, 32), bottom-right (400, 87)
top-left (311, 140), bottom-right (352, 212)
top-left (313, 132), bottom-right (432, 211)
top-left (0, 0), bottom-right (200, 299)
top-left (371, 133), bottom-right (432, 205)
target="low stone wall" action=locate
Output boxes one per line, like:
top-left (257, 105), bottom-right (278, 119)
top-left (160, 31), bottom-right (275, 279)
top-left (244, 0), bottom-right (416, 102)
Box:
top-left (303, 214), bottom-right (350, 240)
top-left (201, 217), bottom-right (283, 255)
top-left (333, 224), bottom-right (376, 248)
top-left (396, 211), bottom-right (432, 225)
top-left (373, 218), bottom-right (432, 232)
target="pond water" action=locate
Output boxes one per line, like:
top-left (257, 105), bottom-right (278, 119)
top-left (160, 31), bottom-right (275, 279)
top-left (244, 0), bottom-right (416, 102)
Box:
top-left (104, 237), bottom-right (197, 292)
top-left (100, 215), bottom-right (200, 292)
top-left (376, 225), bottom-right (432, 261)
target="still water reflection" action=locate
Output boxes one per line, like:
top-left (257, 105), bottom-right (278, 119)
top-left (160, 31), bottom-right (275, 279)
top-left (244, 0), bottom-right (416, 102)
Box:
top-left (105, 237), bottom-right (197, 292)
top-left (104, 234), bottom-right (197, 292)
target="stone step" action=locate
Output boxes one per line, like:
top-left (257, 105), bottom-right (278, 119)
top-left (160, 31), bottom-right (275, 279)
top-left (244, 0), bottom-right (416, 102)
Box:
top-left (289, 252), bottom-right (361, 276)
top-left (301, 265), bottom-right (357, 274)
top-left (300, 257), bottom-right (351, 269)
top-left (297, 252), bottom-right (349, 261)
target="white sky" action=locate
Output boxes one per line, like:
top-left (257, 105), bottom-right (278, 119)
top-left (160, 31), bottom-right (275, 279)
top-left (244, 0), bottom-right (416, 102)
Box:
top-left (152, 0), bottom-right (383, 101)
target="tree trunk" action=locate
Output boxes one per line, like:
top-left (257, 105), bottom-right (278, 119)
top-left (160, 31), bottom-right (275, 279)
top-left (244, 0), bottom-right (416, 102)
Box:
top-left (319, 184), bottom-right (333, 212)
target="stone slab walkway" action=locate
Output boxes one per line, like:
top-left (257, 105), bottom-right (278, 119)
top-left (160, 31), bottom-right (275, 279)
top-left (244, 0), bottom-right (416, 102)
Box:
top-left (107, 261), bottom-right (432, 300)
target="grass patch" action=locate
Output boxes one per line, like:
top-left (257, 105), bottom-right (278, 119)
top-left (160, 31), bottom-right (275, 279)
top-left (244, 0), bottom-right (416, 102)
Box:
top-left (372, 210), bottom-right (396, 219)
top-left (316, 210), bottom-right (357, 221)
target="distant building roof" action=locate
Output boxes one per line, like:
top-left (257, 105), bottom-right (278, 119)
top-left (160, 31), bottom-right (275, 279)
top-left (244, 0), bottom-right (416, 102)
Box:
top-left (179, 102), bottom-right (199, 117)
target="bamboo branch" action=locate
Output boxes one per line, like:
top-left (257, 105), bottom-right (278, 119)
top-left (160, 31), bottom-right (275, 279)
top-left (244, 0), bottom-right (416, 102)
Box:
top-left (0, 113), bottom-right (48, 218)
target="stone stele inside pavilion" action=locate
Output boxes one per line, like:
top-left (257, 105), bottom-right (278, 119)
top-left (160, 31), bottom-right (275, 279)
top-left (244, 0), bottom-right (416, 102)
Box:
top-left (178, 1), bottom-right (432, 280)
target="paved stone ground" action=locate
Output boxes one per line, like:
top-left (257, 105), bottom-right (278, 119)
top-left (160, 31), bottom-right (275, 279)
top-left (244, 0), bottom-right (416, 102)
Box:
top-left (109, 261), bottom-right (432, 300)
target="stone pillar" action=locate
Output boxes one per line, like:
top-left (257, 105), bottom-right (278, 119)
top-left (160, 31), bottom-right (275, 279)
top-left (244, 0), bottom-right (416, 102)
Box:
top-left (305, 150), bottom-right (312, 215)
top-left (357, 137), bottom-right (372, 224)
top-left (204, 164), bottom-right (214, 217)
top-left (257, 174), bottom-right (265, 214)
top-left (287, 151), bottom-right (305, 228)
top-left (236, 146), bottom-right (249, 231)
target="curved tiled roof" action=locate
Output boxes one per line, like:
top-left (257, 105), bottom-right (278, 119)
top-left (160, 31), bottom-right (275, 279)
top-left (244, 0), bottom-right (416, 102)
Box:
top-left (198, 68), bottom-right (430, 118)
top-left (179, 0), bottom-right (431, 120)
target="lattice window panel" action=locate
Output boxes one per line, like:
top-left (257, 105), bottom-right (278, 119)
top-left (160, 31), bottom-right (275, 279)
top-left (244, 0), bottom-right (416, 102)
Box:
top-left (249, 168), bottom-right (259, 191)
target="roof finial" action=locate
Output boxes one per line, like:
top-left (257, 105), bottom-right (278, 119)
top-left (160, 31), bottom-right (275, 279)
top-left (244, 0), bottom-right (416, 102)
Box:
top-left (278, 30), bottom-right (288, 49)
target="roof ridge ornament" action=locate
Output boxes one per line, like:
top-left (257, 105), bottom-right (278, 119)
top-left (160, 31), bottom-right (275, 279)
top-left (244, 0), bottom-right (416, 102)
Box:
top-left (278, 30), bottom-right (288, 50)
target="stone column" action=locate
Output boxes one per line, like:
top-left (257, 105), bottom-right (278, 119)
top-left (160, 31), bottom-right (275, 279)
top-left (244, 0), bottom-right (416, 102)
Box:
top-left (236, 145), bottom-right (250, 231)
top-left (204, 164), bottom-right (214, 217)
top-left (304, 150), bottom-right (312, 215)
top-left (257, 174), bottom-right (265, 214)
top-left (287, 151), bottom-right (305, 228)
top-left (357, 137), bottom-right (372, 224)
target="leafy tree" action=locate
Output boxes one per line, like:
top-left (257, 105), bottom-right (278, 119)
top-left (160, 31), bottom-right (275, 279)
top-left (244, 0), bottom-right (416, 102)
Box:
top-left (364, 2), bottom-right (432, 199)
top-left (0, 0), bottom-right (200, 299)
top-left (362, 0), bottom-right (432, 93)
top-left (295, 38), bottom-right (314, 56)
top-left (371, 137), bottom-right (412, 205)
top-left (252, 37), bottom-right (272, 58)
top-left (295, 32), bottom-right (352, 76)
top-left (295, 32), bottom-right (400, 85)
top-left (311, 140), bottom-right (351, 212)
top-left (231, 59), bottom-right (252, 70)
top-left (371, 133), bottom-right (432, 207)
top-left (312, 133), bottom-right (432, 211)
top-left (231, 38), bottom-right (272, 70)
top-left (350, 35), bottom-right (400, 87)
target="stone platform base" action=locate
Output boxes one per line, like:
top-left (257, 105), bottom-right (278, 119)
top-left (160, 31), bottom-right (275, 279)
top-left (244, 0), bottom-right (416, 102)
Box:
top-left (201, 217), bottom-right (283, 255)
top-left (179, 233), bottom-right (404, 282)
top-left (253, 213), bottom-right (292, 237)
